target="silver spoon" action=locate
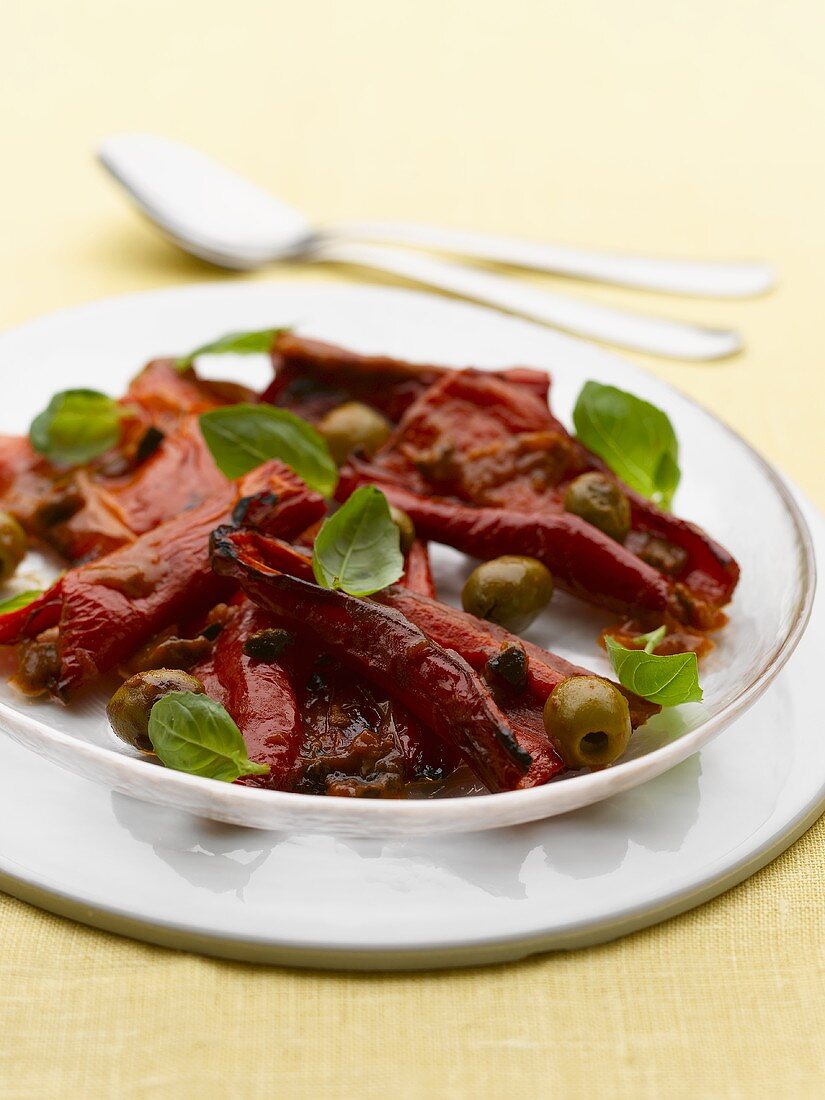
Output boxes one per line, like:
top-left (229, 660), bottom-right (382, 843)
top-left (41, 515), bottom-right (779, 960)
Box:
top-left (98, 133), bottom-right (751, 361)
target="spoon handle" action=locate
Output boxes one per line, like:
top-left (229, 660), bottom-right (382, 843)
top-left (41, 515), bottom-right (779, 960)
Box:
top-left (310, 240), bottom-right (742, 361)
top-left (327, 222), bottom-right (775, 299)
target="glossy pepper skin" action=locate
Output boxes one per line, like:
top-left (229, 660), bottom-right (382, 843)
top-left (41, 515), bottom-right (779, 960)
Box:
top-left (35, 416), bottom-right (228, 563)
top-left (193, 591), bottom-right (458, 797)
top-left (125, 359), bottom-right (256, 430)
top-left (341, 366), bottom-right (739, 630)
top-left (191, 597), bottom-right (303, 790)
top-left (1, 462), bottom-right (326, 698)
top-left (374, 586), bottom-right (659, 731)
top-left (234, 532), bottom-right (655, 727)
top-left (0, 586), bottom-right (63, 645)
top-left (262, 332), bottom-right (552, 425)
top-left (398, 539), bottom-right (436, 598)
top-left (289, 644), bottom-right (459, 797)
top-left (210, 530), bottom-right (657, 790)
top-left (91, 417), bottom-right (227, 537)
top-left (0, 360), bottom-right (242, 565)
top-left (192, 592), bottom-right (453, 799)
top-left (378, 588), bottom-right (654, 788)
top-left (210, 527), bottom-right (532, 793)
top-left (342, 478), bottom-right (679, 622)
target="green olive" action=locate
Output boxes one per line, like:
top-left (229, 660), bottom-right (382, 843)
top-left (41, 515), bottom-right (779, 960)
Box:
top-left (318, 401), bottom-right (392, 465)
top-left (563, 472), bottom-right (631, 543)
top-left (106, 669), bottom-right (205, 753)
top-left (389, 505), bottom-right (416, 553)
top-left (0, 510), bottom-right (27, 583)
top-left (543, 676), bottom-right (631, 769)
top-left (461, 556), bottom-right (554, 633)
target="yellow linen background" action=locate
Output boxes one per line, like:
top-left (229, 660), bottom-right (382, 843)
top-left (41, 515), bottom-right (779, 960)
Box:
top-left (1, 0), bottom-right (824, 1095)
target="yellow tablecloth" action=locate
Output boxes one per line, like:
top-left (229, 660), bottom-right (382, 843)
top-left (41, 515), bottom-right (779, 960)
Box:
top-left (1, 1), bottom-right (824, 1095)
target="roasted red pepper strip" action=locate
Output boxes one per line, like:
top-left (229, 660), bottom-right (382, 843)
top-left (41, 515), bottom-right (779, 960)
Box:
top-left (36, 417), bottom-right (228, 562)
top-left (188, 595), bottom-right (453, 795)
top-left (0, 436), bottom-right (50, 510)
top-left (94, 416), bottom-right (227, 539)
top-left (226, 530), bottom-right (654, 724)
top-left (373, 587), bottom-right (658, 729)
top-left (237, 528), bottom-right (437, 601)
top-left (219, 531), bottom-right (657, 789)
top-left (497, 703), bottom-right (563, 789)
top-left (262, 333), bottom-right (551, 423)
top-left (289, 645), bottom-right (459, 797)
top-left (341, 477), bottom-right (680, 623)
top-left (352, 368), bottom-right (565, 504)
top-left (0, 436), bottom-right (127, 562)
top-left (0, 361), bottom-right (252, 565)
top-left (210, 528), bottom-right (532, 792)
top-left (194, 596), bottom-right (458, 796)
top-left (125, 359), bottom-right (255, 429)
top-left (378, 590), bottom-right (661, 788)
top-left (0, 587), bottom-right (63, 645)
top-left (1, 422), bottom-right (228, 567)
top-left (191, 598), bottom-right (303, 790)
top-left (379, 595), bottom-right (653, 788)
top-left (399, 539), bottom-right (436, 598)
top-left (344, 367), bottom-right (739, 628)
top-left (9, 463), bottom-right (325, 698)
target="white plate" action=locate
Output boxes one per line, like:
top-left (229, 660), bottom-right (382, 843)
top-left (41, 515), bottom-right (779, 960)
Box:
top-left (0, 283), bottom-right (815, 836)
top-left (0, 492), bottom-right (823, 968)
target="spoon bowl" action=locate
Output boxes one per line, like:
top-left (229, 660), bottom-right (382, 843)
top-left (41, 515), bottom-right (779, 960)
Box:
top-left (100, 133), bottom-right (314, 268)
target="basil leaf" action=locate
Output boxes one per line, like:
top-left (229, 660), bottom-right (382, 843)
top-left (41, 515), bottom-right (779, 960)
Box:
top-left (148, 691), bottom-right (269, 782)
top-left (199, 403), bottom-right (337, 495)
top-left (29, 389), bottom-right (123, 466)
top-left (634, 625), bottom-right (667, 653)
top-left (312, 485), bottom-right (404, 597)
top-left (605, 635), bottom-right (702, 707)
top-left (176, 327), bottom-right (282, 370)
top-left (0, 590), bottom-right (43, 616)
top-left (573, 381), bottom-right (680, 509)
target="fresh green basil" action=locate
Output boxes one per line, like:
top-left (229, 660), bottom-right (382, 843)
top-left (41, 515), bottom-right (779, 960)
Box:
top-left (147, 691), bottom-right (269, 782)
top-left (605, 628), bottom-right (702, 707)
top-left (199, 403), bottom-right (338, 495)
top-left (29, 389), bottom-right (123, 466)
top-left (573, 381), bottom-right (680, 509)
top-left (0, 589), bottom-right (44, 616)
top-left (633, 625), bottom-right (667, 651)
top-left (312, 485), bottom-right (404, 597)
top-left (176, 327), bottom-right (283, 369)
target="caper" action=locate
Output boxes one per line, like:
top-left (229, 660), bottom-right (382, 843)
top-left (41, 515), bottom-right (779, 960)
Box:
top-left (486, 642), bottom-right (528, 691)
top-left (563, 472), bottom-right (631, 543)
top-left (243, 627), bottom-right (293, 661)
top-left (106, 669), bottom-right (204, 753)
top-left (0, 510), bottom-right (27, 583)
top-left (636, 535), bottom-right (688, 576)
top-left (389, 505), bottom-right (416, 553)
top-left (461, 556), bottom-right (554, 633)
top-left (318, 401), bottom-right (392, 465)
top-left (543, 676), bottom-right (631, 770)
top-left (13, 629), bottom-right (59, 697)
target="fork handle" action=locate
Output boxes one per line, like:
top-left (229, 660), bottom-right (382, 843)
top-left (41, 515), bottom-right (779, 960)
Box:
top-left (326, 221), bottom-right (775, 300)
top-left (309, 240), bottom-right (742, 361)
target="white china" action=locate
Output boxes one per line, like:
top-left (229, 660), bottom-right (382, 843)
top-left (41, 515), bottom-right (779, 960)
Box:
top-left (0, 492), bottom-right (822, 967)
top-left (0, 283), bottom-right (814, 840)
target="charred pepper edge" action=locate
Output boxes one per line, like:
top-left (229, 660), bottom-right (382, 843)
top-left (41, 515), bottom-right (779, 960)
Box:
top-left (209, 527), bottom-right (534, 788)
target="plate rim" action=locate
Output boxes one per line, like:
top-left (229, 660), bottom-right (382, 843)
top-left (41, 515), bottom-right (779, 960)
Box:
top-left (0, 279), bottom-right (816, 833)
top-left (2, 789), bottom-right (821, 968)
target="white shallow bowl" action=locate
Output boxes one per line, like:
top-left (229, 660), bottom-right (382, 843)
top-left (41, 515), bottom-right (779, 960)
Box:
top-left (0, 283), bottom-right (815, 836)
